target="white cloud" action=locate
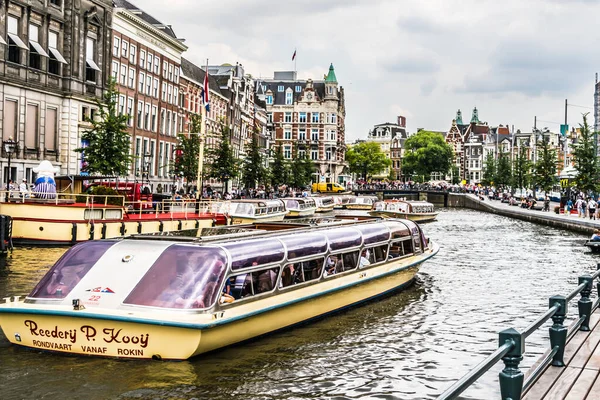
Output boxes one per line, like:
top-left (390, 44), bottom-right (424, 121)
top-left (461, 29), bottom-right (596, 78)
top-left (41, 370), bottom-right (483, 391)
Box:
top-left (135, 0), bottom-right (600, 140)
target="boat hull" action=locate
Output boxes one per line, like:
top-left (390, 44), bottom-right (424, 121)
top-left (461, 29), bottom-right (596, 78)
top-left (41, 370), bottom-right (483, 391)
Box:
top-left (285, 208), bottom-right (317, 218)
top-left (369, 210), bottom-right (439, 222)
top-left (315, 204), bottom-right (335, 213)
top-left (585, 241), bottom-right (600, 254)
top-left (345, 204), bottom-right (373, 210)
top-left (0, 244), bottom-right (438, 359)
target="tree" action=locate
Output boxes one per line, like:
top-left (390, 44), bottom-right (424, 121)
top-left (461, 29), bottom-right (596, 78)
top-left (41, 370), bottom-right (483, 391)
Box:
top-left (243, 131), bottom-right (267, 189)
top-left (534, 138), bottom-right (557, 193)
top-left (289, 147), bottom-right (315, 189)
top-left (207, 122), bottom-right (238, 191)
top-left (270, 145), bottom-right (286, 186)
top-left (481, 153), bottom-right (496, 186)
top-left (495, 152), bottom-right (512, 188)
top-left (172, 114), bottom-right (201, 192)
top-left (450, 165), bottom-right (460, 185)
top-left (75, 79), bottom-right (133, 176)
top-left (401, 131), bottom-right (453, 182)
top-left (346, 142), bottom-right (391, 180)
top-left (300, 151), bottom-right (315, 185)
top-left (512, 146), bottom-right (532, 190)
top-left (573, 113), bottom-right (600, 194)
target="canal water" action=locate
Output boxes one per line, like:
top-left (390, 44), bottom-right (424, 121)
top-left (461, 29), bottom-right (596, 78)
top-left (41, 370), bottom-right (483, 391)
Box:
top-left (0, 209), bottom-right (595, 400)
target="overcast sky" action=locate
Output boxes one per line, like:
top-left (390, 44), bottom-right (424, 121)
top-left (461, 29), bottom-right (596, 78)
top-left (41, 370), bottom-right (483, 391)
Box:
top-left (140, 0), bottom-right (600, 142)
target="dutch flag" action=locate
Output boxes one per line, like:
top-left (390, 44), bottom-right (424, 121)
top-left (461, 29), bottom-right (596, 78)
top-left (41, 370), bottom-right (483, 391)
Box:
top-left (201, 69), bottom-right (210, 112)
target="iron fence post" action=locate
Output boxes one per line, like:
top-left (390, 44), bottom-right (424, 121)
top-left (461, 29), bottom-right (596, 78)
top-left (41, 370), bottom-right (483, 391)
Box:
top-left (499, 328), bottom-right (524, 400)
top-left (549, 295), bottom-right (568, 367)
top-left (578, 275), bottom-right (593, 331)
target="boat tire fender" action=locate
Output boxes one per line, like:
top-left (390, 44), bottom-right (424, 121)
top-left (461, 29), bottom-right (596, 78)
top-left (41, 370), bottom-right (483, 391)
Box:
top-left (137, 221), bottom-right (142, 234)
top-left (177, 220), bottom-right (182, 231)
top-left (159, 221), bottom-right (164, 232)
top-left (120, 222), bottom-right (126, 236)
top-left (70, 223), bottom-right (77, 244)
top-left (101, 223), bottom-right (107, 239)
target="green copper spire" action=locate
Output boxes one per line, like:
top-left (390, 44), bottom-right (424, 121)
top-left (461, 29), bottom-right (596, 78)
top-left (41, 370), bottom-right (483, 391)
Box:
top-left (325, 63), bottom-right (337, 83)
top-left (470, 107), bottom-right (479, 124)
top-left (456, 109), bottom-right (463, 125)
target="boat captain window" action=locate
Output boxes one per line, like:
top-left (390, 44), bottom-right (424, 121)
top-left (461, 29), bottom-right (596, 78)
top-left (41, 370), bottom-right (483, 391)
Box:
top-left (224, 239), bottom-right (285, 270)
top-left (123, 245), bottom-right (228, 309)
top-left (28, 241), bottom-right (116, 299)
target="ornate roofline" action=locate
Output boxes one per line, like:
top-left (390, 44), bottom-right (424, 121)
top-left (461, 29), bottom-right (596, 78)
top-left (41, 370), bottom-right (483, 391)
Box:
top-left (115, 8), bottom-right (188, 53)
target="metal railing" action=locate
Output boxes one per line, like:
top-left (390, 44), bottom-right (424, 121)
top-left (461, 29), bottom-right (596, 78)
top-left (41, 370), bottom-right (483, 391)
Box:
top-left (437, 264), bottom-right (600, 400)
top-left (0, 190), bottom-right (126, 207)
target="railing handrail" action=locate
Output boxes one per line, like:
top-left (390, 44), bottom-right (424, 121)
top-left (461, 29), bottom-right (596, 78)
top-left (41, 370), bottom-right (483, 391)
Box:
top-left (436, 264), bottom-right (600, 400)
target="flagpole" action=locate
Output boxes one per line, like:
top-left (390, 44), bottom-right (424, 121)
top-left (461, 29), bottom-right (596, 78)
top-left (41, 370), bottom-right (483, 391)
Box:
top-left (294, 47), bottom-right (297, 74)
top-left (196, 58), bottom-right (208, 199)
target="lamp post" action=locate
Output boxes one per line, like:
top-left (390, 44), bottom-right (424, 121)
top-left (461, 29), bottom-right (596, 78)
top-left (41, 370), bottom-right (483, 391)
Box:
top-left (3, 137), bottom-right (16, 202)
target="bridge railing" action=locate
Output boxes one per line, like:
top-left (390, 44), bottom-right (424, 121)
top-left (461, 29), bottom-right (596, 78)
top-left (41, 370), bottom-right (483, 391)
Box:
top-left (437, 264), bottom-right (600, 400)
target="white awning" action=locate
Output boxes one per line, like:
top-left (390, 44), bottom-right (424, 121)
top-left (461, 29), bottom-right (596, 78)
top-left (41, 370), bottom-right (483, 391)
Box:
top-left (86, 58), bottom-right (100, 71)
top-left (49, 47), bottom-right (67, 64)
top-left (0, 36), bottom-right (7, 46)
top-left (7, 33), bottom-right (27, 50)
top-left (29, 40), bottom-right (49, 57)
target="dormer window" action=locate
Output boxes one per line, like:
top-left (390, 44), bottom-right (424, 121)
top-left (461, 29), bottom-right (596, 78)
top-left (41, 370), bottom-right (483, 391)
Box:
top-left (266, 95), bottom-right (273, 105)
top-left (285, 89), bottom-right (293, 105)
top-left (295, 85), bottom-right (301, 93)
top-left (277, 85), bottom-right (284, 92)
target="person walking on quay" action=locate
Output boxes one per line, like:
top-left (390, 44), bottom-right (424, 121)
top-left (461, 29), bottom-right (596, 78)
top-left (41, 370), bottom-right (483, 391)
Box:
top-left (589, 198), bottom-right (597, 220)
top-left (575, 197), bottom-right (583, 218)
top-left (566, 198), bottom-right (573, 216)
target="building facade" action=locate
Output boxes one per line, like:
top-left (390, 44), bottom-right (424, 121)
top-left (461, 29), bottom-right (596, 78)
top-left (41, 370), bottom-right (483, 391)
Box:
top-left (0, 0), bottom-right (113, 184)
top-left (111, 0), bottom-right (187, 191)
top-left (258, 64), bottom-right (346, 184)
top-left (367, 116), bottom-right (408, 180)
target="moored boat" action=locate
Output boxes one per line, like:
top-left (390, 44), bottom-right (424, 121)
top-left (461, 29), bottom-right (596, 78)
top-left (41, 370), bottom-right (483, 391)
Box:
top-left (281, 197), bottom-right (317, 218)
top-left (0, 218), bottom-right (438, 360)
top-left (212, 199), bottom-right (287, 225)
top-left (331, 195), bottom-right (352, 209)
top-left (369, 200), bottom-right (438, 222)
top-left (585, 240), bottom-right (600, 254)
top-left (345, 196), bottom-right (378, 210)
top-left (313, 196), bottom-right (335, 213)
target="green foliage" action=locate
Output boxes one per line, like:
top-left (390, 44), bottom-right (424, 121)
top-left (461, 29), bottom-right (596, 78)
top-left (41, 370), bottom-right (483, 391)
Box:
top-left (401, 131), bottom-right (453, 181)
top-left (243, 132), bottom-right (267, 189)
top-left (290, 147), bottom-right (315, 189)
top-left (534, 138), bottom-right (557, 193)
top-left (495, 153), bottom-right (512, 188)
top-left (346, 142), bottom-right (391, 179)
top-left (450, 165), bottom-right (460, 185)
top-left (207, 122), bottom-right (238, 190)
top-left (573, 113), bottom-right (600, 193)
top-left (173, 115), bottom-right (201, 190)
top-left (270, 145), bottom-right (287, 186)
top-left (512, 146), bottom-right (532, 190)
top-left (75, 79), bottom-right (133, 176)
top-left (77, 185), bottom-right (123, 206)
top-left (481, 152), bottom-right (496, 186)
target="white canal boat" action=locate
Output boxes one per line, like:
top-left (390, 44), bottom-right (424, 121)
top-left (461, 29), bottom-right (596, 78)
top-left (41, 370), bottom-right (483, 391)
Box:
top-left (281, 197), bottom-right (317, 218)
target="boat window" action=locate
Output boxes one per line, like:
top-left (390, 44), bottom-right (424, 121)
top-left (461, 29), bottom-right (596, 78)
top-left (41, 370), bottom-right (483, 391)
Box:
top-left (280, 257), bottom-right (324, 288)
top-left (366, 245), bottom-right (388, 265)
top-left (104, 209), bottom-right (123, 220)
top-left (229, 266), bottom-right (281, 300)
top-left (324, 227), bottom-right (362, 251)
top-left (355, 224), bottom-right (390, 245)
top-left (389, 238), bottom-right (412, 258)
top-left (383, 221), bottom-right (411, 239)
top-left (225, 239), bottom-right (285, 270)
top-left (401, 220), bottom-right (423, 253)
top-left (28, 241), bottom-right (116, 299)
top-left (284, 199), bottom-right (299, 209)
top-left (323, 251), bottom-right (359, 277)
top-left (84, 209), bottom-right (103, 220)
top-left (281, 233), bottom-right (328, 259)
top-left (123, 245), bottom-right (228, 309)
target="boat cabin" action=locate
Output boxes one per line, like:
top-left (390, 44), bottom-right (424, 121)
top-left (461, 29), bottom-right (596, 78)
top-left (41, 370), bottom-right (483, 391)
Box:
top-left (282, 197), bottom-right (317, 211)
top-left (24, 220), bottom-right (427, 312)
top-left (218, 199), bottom-right (286, 217)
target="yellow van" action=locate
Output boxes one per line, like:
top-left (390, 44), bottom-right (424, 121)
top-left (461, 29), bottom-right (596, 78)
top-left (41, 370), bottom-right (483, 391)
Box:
top-left (312, 182), bottom-right (347, 193)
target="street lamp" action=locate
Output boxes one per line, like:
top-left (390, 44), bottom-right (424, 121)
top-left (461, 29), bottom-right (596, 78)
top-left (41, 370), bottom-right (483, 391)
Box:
top-left (3, 137), bottom-right (16, 201)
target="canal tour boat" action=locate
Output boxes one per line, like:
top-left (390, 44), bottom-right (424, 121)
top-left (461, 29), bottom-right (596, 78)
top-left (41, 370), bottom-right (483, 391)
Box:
top-left (1, 190), bottom-right (227, 245)
top-left (369, 200), bottom-right (439, 222)
top-left (281, 197), bottom-right (317, 218)
top-left (332, 195), bottom-right (352, 209)
top-left (313, 196), bottom-right (335, 213)
top-left (212, 199), bottom-right (287, 225)
top-left (345, 196), bottom-right (378, 210)
top-left (0, 218), bottom-right (438, 360)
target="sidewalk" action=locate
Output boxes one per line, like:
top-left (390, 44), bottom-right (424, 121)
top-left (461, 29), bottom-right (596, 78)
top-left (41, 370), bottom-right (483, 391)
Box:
top-left (466, 194), bottom-right (600, 234)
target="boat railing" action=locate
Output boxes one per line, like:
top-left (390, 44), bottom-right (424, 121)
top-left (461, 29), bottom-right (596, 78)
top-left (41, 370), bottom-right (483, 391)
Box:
top-left (437, 264), bottom-right (600, 400)
top-left (124, 198), bottom-right (225, 218)
top-left (0, 190), bottom-right (126, 207)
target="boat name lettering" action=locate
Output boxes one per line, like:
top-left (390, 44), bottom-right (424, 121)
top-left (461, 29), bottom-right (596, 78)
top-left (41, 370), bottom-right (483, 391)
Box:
top-left (32, 339), bottom-right (73, 351)
top-left (103, 328), bottom-right (149, 348)
top-left (25, 320), bottom-right (77, 343)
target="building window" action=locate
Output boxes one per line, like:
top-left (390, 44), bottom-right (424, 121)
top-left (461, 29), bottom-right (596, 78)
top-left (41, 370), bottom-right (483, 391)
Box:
top-left (154, 57), bottom-right (160, 75)
top-left (168, 64), bottom-right (173, 81)
top-left (299, 128), bottom-right (306, 141)
top-left (118, 95), bottom-right (125, 115)
top-left (167, 85), bottom-right (173, 103)
top-left (138, 72), bottom-right (145, 92)
top-left (140, 50), bottom-right (146, 69)
top-left (285, 90), bottom-right (293, 105)
top-left (48, 31), bottom-right (66, 75)
top-left (326, 149), bottom-right (332, 160)
top-left (161, 82), bottom-right (167, 101)
top-left (311, 150), bottom-right (318, 160)
top-left (113, 36), bottom-right (120, 57)
top-left (129, 44), bottom-right (136, 64)
top-left (266, 95), bottom-right (273, 105)
top-left (277, 85), bottom-right (284, 92)
top-left (299, 112), bottom-right (307, 123)
top-left (295, 85), bottom-right (301, 93)
top-left (153, 78), bottom-right (159, 98)
top-left (3, 100), bottom-right (18, 142)
top-left (129, 68), bottom-right (135, 88)
top-left (151, 106), bottom-right (158, 132)
top-left (147, 53), bottom-right (153, 72)
top-left (284, 128), bottom-right (291, 140)
top-left (163, 61), bottom-right (168, 78)
top-left (144, 103), bottom-right (150, 130)
top-left (28, 24), bottom-right (48, 70)
top-left (312, 112), bottom-right (319, 123)
top-left (122, 41), bottom-right (128, 58)
top-left (120, 64), bottom-right (127, 85)
top-left (46, 108), bottom-right (58, 151)
top-left (267, 112), bottom-right (273, 123)
top-left (298, 150), bottom-right (306, 159)
top-left (328, 86), bottom-right (333, 94)
top-left (172, 112), bottom-right (177, 136)
top-left (7, 16), bottom-right (26, 64)
top-left (111, 61), bottom-right (119, 80)
top-left (137, 101), bottom-right (143, 129)
top-left (146, 75), bottom-right (152, 96)
top-left (50, 0), bottom-right (62, 6)
top-left (283, 145), bottom-right (291, 159)
top-left (174, 87), bottom-right (179, 106)
top-left (331, 113), bottom-right (337, 124)
top-left (25, 104), bottom-right (39, 149)
top-left (160, 109), bottom-right (166, 134)
top-left (166, 110), bottom-right (172, 136)
top-left (326, 130), bottom-right (336, 141)
top-left (126, 97), bottom-right (134, 126)
top-left (284, 112), bottom-right (292, 123)
top-left (85, 38), bottom-right (100, 82)
top-left (311, 128), bottom-right (319, 141)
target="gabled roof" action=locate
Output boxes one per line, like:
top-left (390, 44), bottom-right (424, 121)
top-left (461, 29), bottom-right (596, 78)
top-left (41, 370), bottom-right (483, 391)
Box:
top-left (325, 64), bottom-right (337, 83)
top-left (262, 81), bottom-right (328, 105)
top-left (113, 0), bottom-right (178, 39)
top-left (180, 58), bottom-right (222, 97)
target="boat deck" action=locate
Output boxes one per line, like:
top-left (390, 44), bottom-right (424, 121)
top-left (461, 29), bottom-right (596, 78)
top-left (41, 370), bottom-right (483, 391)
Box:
top-left (524, 310), bottom-right (600, 399)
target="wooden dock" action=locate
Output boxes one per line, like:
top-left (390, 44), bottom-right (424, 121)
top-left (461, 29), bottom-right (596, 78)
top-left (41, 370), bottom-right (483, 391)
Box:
top-left (524, 311), bottom-right (600, 399)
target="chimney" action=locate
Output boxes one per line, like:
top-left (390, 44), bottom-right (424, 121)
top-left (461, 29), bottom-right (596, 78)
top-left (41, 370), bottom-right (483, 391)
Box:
top-left (397, 116), bottom-right (406, 128)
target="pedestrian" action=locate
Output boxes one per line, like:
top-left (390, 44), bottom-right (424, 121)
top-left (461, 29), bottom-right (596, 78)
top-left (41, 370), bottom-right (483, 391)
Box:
top-left (589, 198), bottom-right (597, 220)
top-left (566, 198), bottom-right (573, 216)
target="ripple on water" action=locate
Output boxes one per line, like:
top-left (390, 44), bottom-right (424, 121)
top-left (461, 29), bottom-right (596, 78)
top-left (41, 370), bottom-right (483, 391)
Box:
top-left (0, 209), bottom-right (595, 399)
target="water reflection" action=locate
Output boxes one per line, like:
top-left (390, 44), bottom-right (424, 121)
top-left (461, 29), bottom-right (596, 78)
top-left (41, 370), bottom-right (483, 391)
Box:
top-left (0, 209), bottom-right (595, 399)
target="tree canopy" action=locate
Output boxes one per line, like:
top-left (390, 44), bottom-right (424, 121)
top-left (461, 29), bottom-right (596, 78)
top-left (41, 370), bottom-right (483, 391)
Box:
top-left (573, 113), bottom-right (600, 193)
top-left (495, 152), bottom-right (512, 188)
top-left (207, 122), bottom-right (238, 191)
top-left (75, 79), bottom-right (133, 176)
top-left (173, 114), bottom-right (201, 191)
top-left (534, 138), bottom-right (557, 193)
top-left (401, 131), bottom-right (453, 181)
top-left (242, 131), bottom-right (267, 189)
top-left (481, 153), bottom-right (496, 186)
top-left (345, 142), bottom-right (391, 180)
top-left (270, 145), bottom-right (287, 186)
top-left (512, 146), bottom-right (532, 190)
